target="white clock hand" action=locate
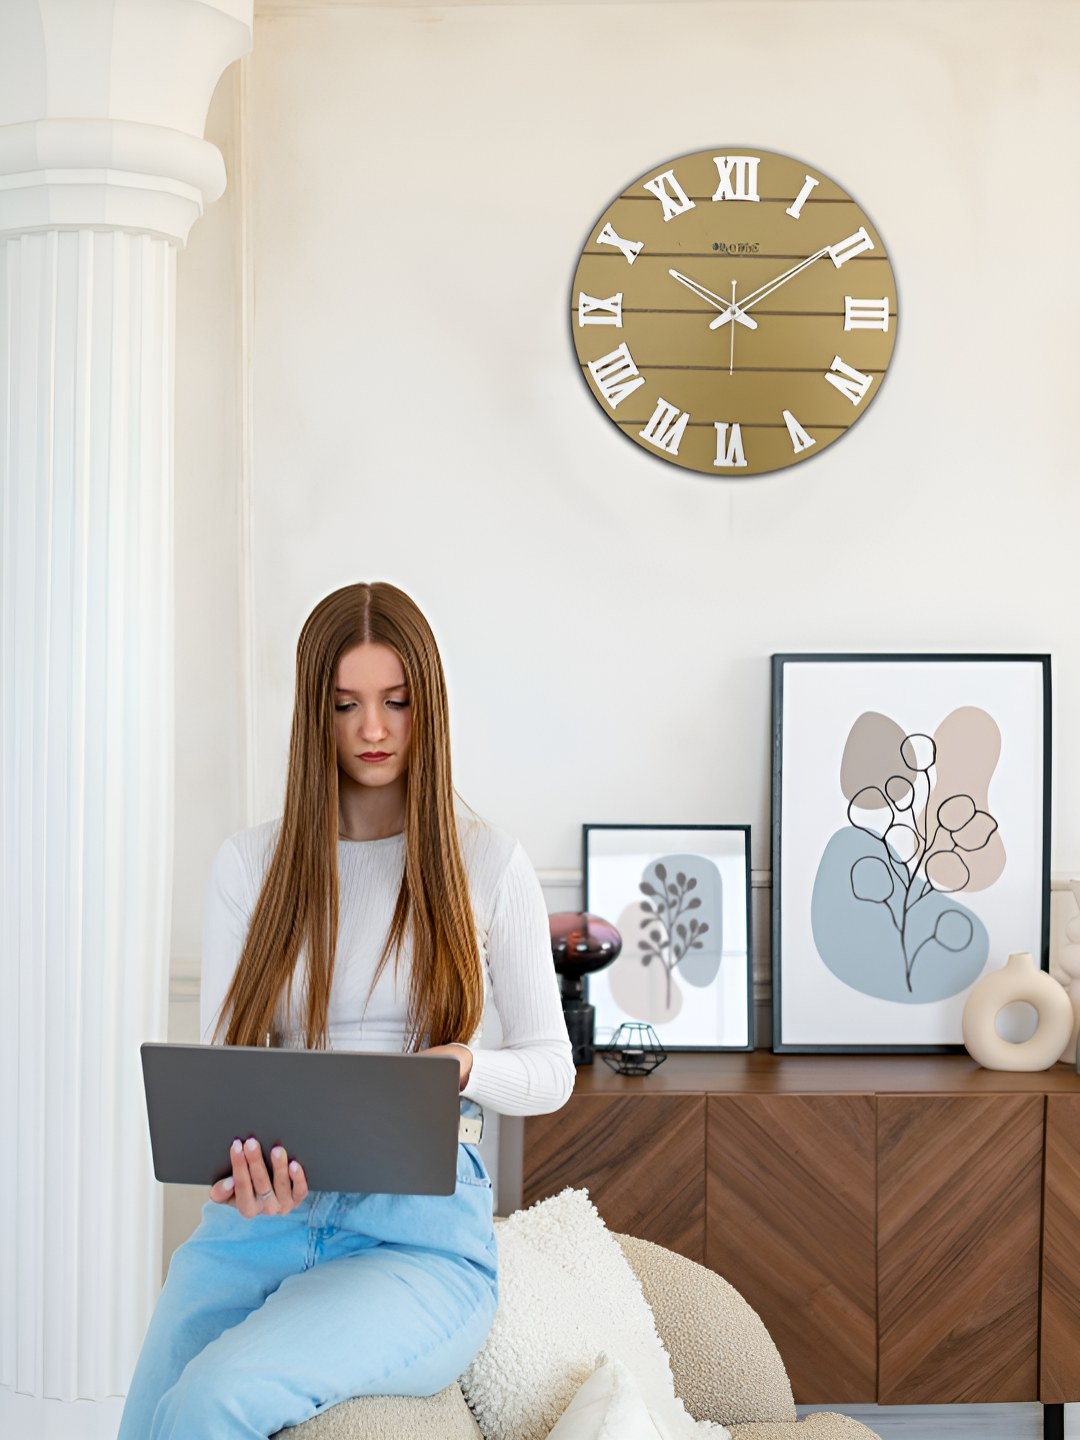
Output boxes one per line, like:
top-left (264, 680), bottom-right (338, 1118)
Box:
top-left (667, 269), bottom-right (758, 330)
top-left (728, 281), bottom-right (737, 376)
top-left (708, 247), bottom-right (830, 329)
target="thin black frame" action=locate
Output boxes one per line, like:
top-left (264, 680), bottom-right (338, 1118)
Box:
top-left (583, 822), bottom-right (754, 1052)
top-left (771, 653), bottom-right (1052, 1054)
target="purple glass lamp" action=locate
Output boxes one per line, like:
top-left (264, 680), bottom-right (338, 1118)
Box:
top-left (548, 912), bottom-right (622, 1066)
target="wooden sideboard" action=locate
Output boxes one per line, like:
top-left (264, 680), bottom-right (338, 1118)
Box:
top-left (521, 1053), bottom-right (1080, 1415)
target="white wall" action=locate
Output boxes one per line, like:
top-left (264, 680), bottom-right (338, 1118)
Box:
top-left (174, 62), bottom-right (246, 965)
top-left (241, 0), bottom-right (1080, 863)
top-left (169, 0), bottom-right (1080, 1246)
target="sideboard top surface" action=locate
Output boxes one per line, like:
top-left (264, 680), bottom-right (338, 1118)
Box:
top-left (571, 1052), bottom-right (1080, 1095)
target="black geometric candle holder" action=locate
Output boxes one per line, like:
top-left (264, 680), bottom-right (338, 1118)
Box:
top-left (601, 1022), bottom-right (667, 1077)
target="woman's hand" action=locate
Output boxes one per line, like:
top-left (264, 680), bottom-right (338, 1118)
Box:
top-left (419, 1043), bottom-right (473, 1091)
top-left (209, 1137), bottom-right (309, 1218)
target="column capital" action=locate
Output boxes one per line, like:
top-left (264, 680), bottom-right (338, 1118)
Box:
top-left (0, 0), bottom-right (253, 245)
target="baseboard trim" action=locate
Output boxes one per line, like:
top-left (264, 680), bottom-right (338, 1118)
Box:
top-left (799, 1402), bottom-right (1079, 1439)
top-left (0, 1390), bottom-right (125, 1440)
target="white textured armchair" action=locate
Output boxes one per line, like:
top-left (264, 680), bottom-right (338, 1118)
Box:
top-left (288, 1230), bottom-right (880, 1440)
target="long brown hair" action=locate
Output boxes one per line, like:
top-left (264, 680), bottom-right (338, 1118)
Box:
top-left (217, 581), bottom-right (484, 1051)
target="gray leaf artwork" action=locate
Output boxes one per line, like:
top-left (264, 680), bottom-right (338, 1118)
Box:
top-left (611, 853), bottom-right (724, 1023)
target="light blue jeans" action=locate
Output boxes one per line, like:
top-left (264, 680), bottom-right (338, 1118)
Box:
top-left (119, 1127), bottom-right (497, 1439)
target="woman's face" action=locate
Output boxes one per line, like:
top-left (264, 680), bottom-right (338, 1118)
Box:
top-left (333, 643), bottom-right (413, 792)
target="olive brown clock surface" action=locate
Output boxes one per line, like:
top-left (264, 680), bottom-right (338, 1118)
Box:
top-left (571, 147), bottom-right (898, 478)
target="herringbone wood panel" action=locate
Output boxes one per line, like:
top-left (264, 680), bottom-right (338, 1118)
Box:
top-left (522, 1093), bottom-right (706, 1261)
top-left (1041, 1095), bottom-right (1080, 1401)
top-left (705, 1094), bottom-right (877, 1404)
top-left (877, 1095), bottom-right (1042, 1405)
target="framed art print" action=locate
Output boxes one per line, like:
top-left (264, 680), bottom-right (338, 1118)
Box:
top-left (771, 654), bottom-right (1051, 1052)
top-left (584, 824), bottom-right (753, 1051)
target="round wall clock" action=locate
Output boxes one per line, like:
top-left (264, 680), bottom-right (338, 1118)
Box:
top-left (571, 147), bottom-right (898, 478)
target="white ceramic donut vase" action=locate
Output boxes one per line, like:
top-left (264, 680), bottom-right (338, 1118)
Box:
top-left (1049, 879), bottom-right (1080, 1065)
top-left (961, 952), bottom-right (1074, 1071)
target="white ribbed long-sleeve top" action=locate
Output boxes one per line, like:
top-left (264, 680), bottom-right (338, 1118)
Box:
top-left (199, 814), bottom-right (575, 1116)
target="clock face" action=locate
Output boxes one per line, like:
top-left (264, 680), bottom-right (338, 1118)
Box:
top-left (571, 147), bottom-right (898, 478)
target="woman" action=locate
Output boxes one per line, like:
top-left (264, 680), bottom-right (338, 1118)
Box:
top-left (120, 581), bottom-right (575, 1439)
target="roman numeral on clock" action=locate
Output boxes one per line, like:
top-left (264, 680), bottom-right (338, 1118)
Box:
top-left (824, 355), bottom-right (874, 405)
top-left (782, 410), bottom-right (817, 453)
top-left (711, 156), bottom-right (761, 203)
top-left (844, 296), bottom-right (890, 332)
top-left (714, 422), bottom-right (748, 467)
top-left (639, 397), bottom-right (691, 455)
top-left (785, 174), bottom-right (820, 219)
top-left (594, 222), bottom-right (644, 265)
top-left (577, 292), bottom-right (624, 327)
top-left (828, 227), bottom-right (875, 267)
top-left (642, 168), bottom-right (696, 222)
top-left (586, 343), bottom-right (646, 409)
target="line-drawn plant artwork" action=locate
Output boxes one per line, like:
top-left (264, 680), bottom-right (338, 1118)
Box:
top-left (846, 731), bottom-right (999, 993)
top-left (638, 861), bottom-right (710, 1008)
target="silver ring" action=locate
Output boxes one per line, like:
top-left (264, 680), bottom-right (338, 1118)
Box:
top-left (256, 1188), bottom-right (274, 1201)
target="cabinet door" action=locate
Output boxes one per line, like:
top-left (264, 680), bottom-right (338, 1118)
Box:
top-left (878, 1094), bottom-right (1042, 1404)
top-left (1041, 1094), bottom-right (1080, 1402)
top-left (706, 1094), bottom-right (877, 1404)
top-left (522, 1093), bottom-right (706, 1262)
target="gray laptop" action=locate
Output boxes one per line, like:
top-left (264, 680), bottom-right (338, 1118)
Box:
top-left (140, 1042), bottom-right (462, 1195)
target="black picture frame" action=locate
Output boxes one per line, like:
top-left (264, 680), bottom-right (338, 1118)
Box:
top-left (583, 823), bottom-right (754, 1052)
top-left (771, 653), bottom-right (1052, 1053)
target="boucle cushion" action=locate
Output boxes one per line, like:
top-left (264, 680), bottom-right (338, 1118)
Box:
top-left (460, 1188), bottom-right (727, 1440)
top-left (282, 1385), bottom-right (482, 1439)
top-left (613, 1235), bottom-right (796, 1426)
top-left (729, 1419), bottom-right (882, 1440)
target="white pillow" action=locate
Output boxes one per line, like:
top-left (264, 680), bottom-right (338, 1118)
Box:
top-left (460, 1188), bottom-right (729, 1440)
top-left (546, 1355), bottom-right (664, 1440)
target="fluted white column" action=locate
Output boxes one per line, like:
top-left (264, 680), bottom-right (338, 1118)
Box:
top-left (0, 1), bottom-right (252, 1425)
top-left (1, 227), bottom-right (176, 1401)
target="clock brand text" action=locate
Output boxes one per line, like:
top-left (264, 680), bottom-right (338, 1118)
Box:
top-left (712, 241), bottom-right (760, 255)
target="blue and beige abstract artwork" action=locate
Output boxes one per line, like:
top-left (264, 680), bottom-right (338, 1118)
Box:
top-left (811, 707), bottom-right (1003, 1003)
